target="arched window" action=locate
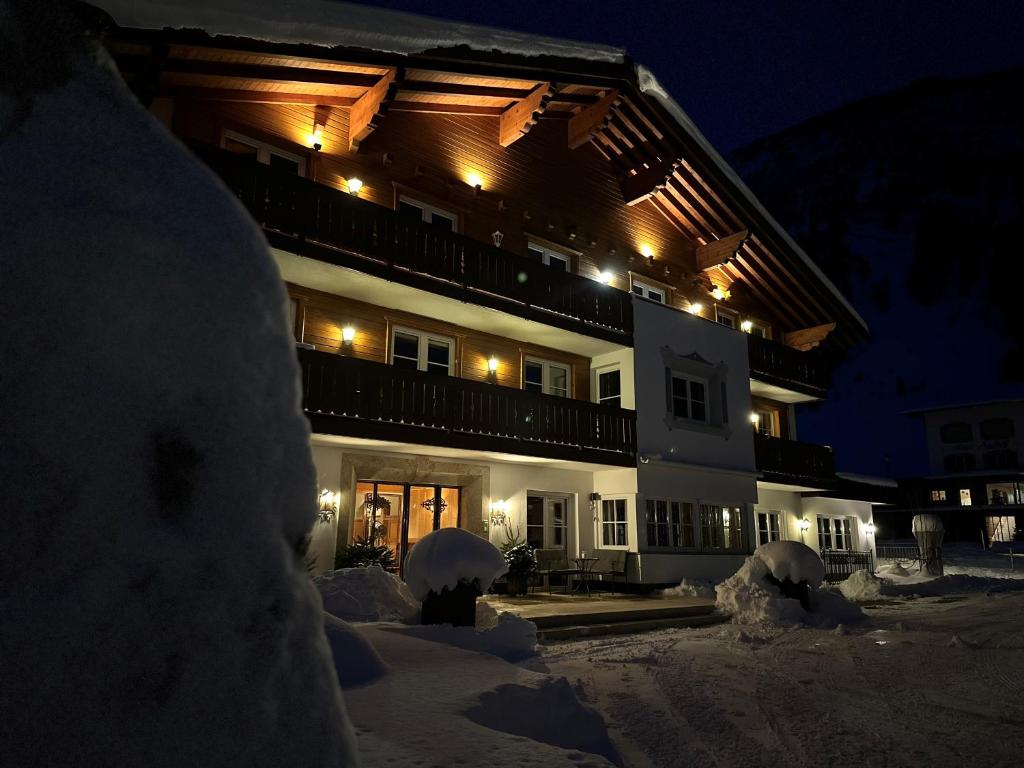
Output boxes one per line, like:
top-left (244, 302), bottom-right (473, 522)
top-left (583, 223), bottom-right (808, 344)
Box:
top-left (939, 422), bottom-right (973, 443)
top-left (980, 418), bottom-right (1015, 440)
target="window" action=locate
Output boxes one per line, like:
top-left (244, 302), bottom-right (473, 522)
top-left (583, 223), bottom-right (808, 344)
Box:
top-left (757, 511), bottom-right (782, 545)
top-left (597, 369), bottom-right (622, 409)
top-left (980, 418), bottom-right (1015, 440)
top-left (526, 494), bottom-right (569, 549)
top-left (747, 321), bottom-right (770, 339)
top-left (817, 516), bottom-right (854, 551)
top-left (631, 279), bottom-right (665, 303)
top-left (524, 358), bottom-right (569, 397)
top-left (985, 516), bottom-right (1017, 543)
top-left (930, 489), bottom-right (947, 502)
top-left (986, 482), bottom-right (1022, 505)
top-left (670, 373), bottom-right (707, 423)
top-left (940, 422), bottom-right (972, 443)
top-left (221, 130), bottom-right (306, 175)
top-left (715, 306), bottom-right (738, 329)
top-left (646, 499), bottom-right (671, 547)
top-left (699, 504), bottom-right (744, 550)
top-left (959, 489), bottom-right (972, 507)
top-left (398, 196), bottom-right (458, 231)
top-left (646, 499), bottom-right (695, 548)
top-left (943, 453), bottom-right (977, 472)
top-left (983, 450), bottom-right (1018, 470)
top-left (390, 327), bottom-right (453, 375)
top-left (601, 499), bottom-right (629, 548)
top-left (673, 501), bottom-right (697, 547)
top-left (754, 408), bottom-right (776, 437)
top-left (527, 242), bottom-right (570, 272)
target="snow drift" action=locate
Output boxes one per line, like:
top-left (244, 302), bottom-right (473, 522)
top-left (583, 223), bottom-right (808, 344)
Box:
top-left (324, 614), bottom-right (388, 688)
top-left (399, 601), bottom-right (538, 662)
top-left (316, 565), bottom-right (420, 623)
top-left (403, 527), bottom-right (507, 601)
top-left (716, 542), bottom-right (863, 627)
top-left (0, 4), bottom-right (355, 765)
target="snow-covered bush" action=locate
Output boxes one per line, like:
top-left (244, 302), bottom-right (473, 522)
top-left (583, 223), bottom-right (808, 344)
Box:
top-left (316, 565), bottom-right (420, 623)
top-left (662, 578), bottom-right (716, 598)
top-left (839, 569), bottom-right (883, 601)
top-left (403, 528), bottom-right (508, 601)
top-left (716, 541), bottom-right (862, 627)
top-left (0, 6), bottom-right (355, 765)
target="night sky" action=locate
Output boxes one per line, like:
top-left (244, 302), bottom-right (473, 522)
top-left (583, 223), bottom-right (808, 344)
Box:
top-left (353, 0), bottom-right (1024, 152)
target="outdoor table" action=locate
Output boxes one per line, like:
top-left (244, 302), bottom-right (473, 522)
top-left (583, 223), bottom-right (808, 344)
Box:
top-left (572, 557), bottom-right (600, 596)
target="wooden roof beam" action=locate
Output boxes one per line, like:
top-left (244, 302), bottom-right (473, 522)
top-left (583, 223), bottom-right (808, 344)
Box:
top-left (784, 323), bottom-right (837, 351)
top-left (498, 82), bottom-right (554, 147)
top-left (568, 88), bottom-right (619, 149)
top-left (398, 80), bottom-right (537, 100)
top-left (696, 230), bottom-right (749, 272)
top-left (159, 59), bottom-right (382, 88)
top-left (620, 158), bottom-right (679, 206)
top-left (348, 69), bottom-right (397, 152)
top-left (157, 86), bottom-right (356, 107)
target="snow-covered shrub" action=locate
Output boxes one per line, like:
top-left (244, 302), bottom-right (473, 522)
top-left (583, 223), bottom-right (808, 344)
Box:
top-left (404, 528), bottom-right (508, 601)
top-left (716, 542), bottom-right (862, 627)
top-left (316, 565), bottom-right (420, 623)
top-left (838, 569), bottom-right (883, 601)
top-left (324, 614), bottom-right (388, 688)
top-left (0, 7), bottom-right (355, 765)
top-left (498, 524), bottom-right (537, 594)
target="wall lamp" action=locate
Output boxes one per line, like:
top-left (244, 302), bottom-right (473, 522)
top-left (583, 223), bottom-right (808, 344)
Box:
top-left (318, 489), bottom-right (339, 523)
top-left (487, 355), bottom-right (499, 381)
top-left (346, 177), bottom-right (363, 196)
top-left (342, 325), bottom-right (356, 347)
top-left (740, 320), bottom-right (754, 333)
top-left (797, 518), bottom-right (811, 533)
top-left (688, 302), bottom-right (703, 315)
top-left (865, 522), bottom-right (876, 536)
top-left (489, 500), bottom-right (508, 527)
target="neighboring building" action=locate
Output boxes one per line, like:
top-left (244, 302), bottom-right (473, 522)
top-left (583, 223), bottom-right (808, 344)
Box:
top-left (883, 401), bottom-right (1024, 542)
top-left (98, 0), bottom-right (879, 584)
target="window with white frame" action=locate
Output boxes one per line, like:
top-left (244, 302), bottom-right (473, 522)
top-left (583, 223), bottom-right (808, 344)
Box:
top-left (959, 489), bottom-right (972, 507)
top-left (715, 306), bottom-right (738, 329)
top-left (670, 373), bottom-right (708, 423)
top-left (524, 357), bottom-right (569, 397)
top-left (757, 511), bottom-right (783, 545)
top-left (398, 195), bottom-right (458, 231)
top-left (596, 368), bottom-right (622, 408)
top-left (930, 489), bottom-right (947, 502)
top-left (630, 278), bottom-right (666, 303)
top-left (221, 130), bottom-right (306, 175)
top-left (526, 494), bottom-right (569, 549)
top-left (817, 516), bottom-right (854, 551)
top-left (390, 327), bottom-right (454, 375)
top-left (700, 504), bottom-right (745, 550)
top-left (600, 499), bottom-right (629, 548)
top-left (527, 241), bottom-right (571, 272)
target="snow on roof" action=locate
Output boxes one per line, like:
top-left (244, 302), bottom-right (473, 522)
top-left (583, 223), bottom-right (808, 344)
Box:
top-left (901, 398), bottom-right (1024, 417)
top-left (636, 65), bottom-right (869, 336)
top-left (93, 0), bottom-right (626, 62)
top-left (835, 471), bottom-right (898, 488)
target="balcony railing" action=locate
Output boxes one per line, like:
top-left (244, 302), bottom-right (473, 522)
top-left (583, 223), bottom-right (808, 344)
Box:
top-left (753, 433), bottom-right (836, 485)
top-left (746, 334), bottom-right (829, 397)
top-left (299, 348), bottom-right (637, 466)
top-left (194, 145), bottom-right (633, 341)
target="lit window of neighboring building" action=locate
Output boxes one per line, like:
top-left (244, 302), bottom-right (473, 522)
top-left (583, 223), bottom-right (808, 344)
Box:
top-left (959, 489), bottom-right (972, 507)
top-left (930, 489), bottom-right (947, 502)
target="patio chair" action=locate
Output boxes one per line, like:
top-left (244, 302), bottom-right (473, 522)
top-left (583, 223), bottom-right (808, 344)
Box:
top-left (532, 548), bottom-right (582, 594)
top-left (592, 551), bottom-right (628, 593)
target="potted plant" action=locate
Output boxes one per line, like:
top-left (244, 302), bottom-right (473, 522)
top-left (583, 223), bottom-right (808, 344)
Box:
top-left (500, 523), bottom-right (537, 596)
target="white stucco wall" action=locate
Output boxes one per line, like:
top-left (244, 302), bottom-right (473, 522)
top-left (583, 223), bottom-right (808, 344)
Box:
top-left (591, 348), bottom-right (636, 410)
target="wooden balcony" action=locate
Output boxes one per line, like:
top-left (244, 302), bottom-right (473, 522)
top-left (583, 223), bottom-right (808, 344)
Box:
top-left (746, 333), bottom-right (829, 398)
top-left (195, 145), bottom-right (632, 344)
top-left (753, 433), bottom-right (836, 487)
top-left (299, 348), bottom-right (637, 466)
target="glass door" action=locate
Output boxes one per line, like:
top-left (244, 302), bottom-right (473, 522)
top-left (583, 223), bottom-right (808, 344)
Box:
top-left (526, 494), bottom-right (569, 551)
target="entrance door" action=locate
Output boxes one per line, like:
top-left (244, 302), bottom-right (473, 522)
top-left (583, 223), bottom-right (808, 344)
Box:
top-left (353, 481), bottom-right (460, 575)
top-left (526, 494), bottom-right (570, 551)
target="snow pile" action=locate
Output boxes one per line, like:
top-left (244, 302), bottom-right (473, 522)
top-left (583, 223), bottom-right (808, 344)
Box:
top-left (838, 569), bottom-right (883, 601)
top-left (401, 607), bottom-right (538, 663)
top-left (0, 7), bottom-right (354, 765)
top-left (716, 542), bottom-right (862, 627)
top-left (316, 565), bottom-right (420, 623)
top-left (324, 614), bottom-right (388, 688)
top-left (404, 528), bottom-right (507, 601)
top-left (882, 574), bottom-right (1024, 598)
top-left (662, 578), bottom-right (716, 598)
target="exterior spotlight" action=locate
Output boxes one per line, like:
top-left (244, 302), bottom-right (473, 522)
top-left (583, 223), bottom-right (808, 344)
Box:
top-left (741, 320), bottom-right (753, 332)
top-left (347, 177), bottom-right (363, 196)
top-left (466, 171), bottom-right (484, 189)
top-left (711, 287), bottom-right (726, 301)
top-left (688, 302), bottom-right (703, 315)
top-left (640, 244), bottom-right (654, 259)
top-left (597, 271), bottom-right (613, 285)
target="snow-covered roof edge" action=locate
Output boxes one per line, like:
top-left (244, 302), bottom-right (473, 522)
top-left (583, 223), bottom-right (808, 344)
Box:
top-left (92, 0), bottom-right (626, 63)
top-left (836, 472), bottom-right (898, 489)
top-left (635, 65), bottom-right (869, 336)
top-left (901, 398), bottom-right (1024, 417)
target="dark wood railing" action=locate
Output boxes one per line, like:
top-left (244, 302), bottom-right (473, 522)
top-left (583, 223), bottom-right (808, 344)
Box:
top-left (821, 550), bottom-right (875, 583)
top-left (747, 334), bottom-right (829, 397)
top-left (753, 433), bottom-right (836, 484)
top-left (195, 145), bottom-right (632, 339)
top-left (298, 348), bottom-right (637, 466)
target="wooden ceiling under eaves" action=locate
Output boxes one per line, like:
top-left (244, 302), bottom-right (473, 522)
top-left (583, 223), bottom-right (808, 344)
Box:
top-left (107, 31), bottom-right (865, 349)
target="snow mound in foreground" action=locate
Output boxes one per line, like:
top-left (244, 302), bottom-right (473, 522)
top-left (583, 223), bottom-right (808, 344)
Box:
top-left (316, 565), bottom-right (420, 623)
top-left (404, 528), bottom-right (507, 601)
top-left (401, 602), bottom-right (538, 662)
top-left (324, 614), bottom-right (387, 688)
top-left (716, 542), bottom-right (862, 627)
top-left (466, 677), bottom-right (622, 766)
top-left (839, 569), bottom-right (883, 601)
top-left (662, 578), bottom-right (716, 598)
top-left (0, 9), bottom-right (354, 765)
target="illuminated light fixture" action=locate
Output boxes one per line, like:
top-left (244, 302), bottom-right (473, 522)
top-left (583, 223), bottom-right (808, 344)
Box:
top-left (466, 171), bottom-right (484, 189)
top-left (749, 412), bottom-right (760, 425)
top-left (318, 489), bottom-right (338, 523)
top-left (688, 302), bottom-right (703, 315)
top-left (489, 500), bottom-right (508, 527)
top-left (640, 244), bottom-right (654, 259)
top-left (711, 286), bottom-right (726, 301)
top-left (865, 522), bottom-right (876, 536)
top-left (487, 356), bottom-right (499, 373)
top-left (341, 325), bottom-right (356, 345)
top-left (309, 107), bottom-right (330, 151)
top-left (797, 518), bottom-right (811, 533)
top-left (597, 270), bottom-right (614, 285)
top-left (346, 177), bottom-right (363, 196)
top-left (723, 509), bottom-right (731, 523)
top-left (740, 320), bottom-right (754, 333)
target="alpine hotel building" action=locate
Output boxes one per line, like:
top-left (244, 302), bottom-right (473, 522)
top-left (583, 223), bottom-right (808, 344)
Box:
top-left (98, 0), bottom-right (883, 584)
